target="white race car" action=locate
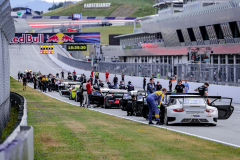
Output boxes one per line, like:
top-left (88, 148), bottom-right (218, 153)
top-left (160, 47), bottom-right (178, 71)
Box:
top-left (164, 95), bottom-right (234, 126)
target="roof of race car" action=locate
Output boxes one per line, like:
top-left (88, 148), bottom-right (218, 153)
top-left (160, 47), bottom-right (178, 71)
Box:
top-left (109, 90), bottom-right (128, 94)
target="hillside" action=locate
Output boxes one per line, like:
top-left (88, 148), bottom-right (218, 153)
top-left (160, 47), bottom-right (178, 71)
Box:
top-left (42, 0), bottom-right (155, 17)
top-left (82, 24), bottom-right (140, 44)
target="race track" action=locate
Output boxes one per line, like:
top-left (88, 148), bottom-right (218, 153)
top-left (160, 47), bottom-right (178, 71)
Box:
top-left (9, 45), bottom-right (240, 148)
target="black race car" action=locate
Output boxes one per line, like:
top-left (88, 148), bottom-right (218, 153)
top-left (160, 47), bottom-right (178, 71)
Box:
top-left (88, 91), bottom-right (104, 108)
top-left (119, 93), bottom-right (132, 111)
top-left (104, 90), bottom-right (128, 109)
top-left (132, 90), bottom-right (148, 116)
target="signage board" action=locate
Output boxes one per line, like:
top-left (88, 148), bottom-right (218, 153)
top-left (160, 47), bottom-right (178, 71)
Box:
top-left (72, 13), bottom-right (82, 20)
top-left (84, 3), bottom-right (111, 8)
top-left (67, 44), bottom-right (87, 51)
top-left (26, 8), bottom-right (32, 14)
top-left (17, 12), bottom-right (22, 16)
top-left (10, 33), bottom-right (100, 44)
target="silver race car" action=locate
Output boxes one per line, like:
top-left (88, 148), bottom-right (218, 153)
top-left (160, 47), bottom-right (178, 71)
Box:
top-left (164, 95), bottom-right (234, 126)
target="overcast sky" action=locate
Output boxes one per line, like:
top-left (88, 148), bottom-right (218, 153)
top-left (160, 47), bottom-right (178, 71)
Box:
top-left (10, 0), bottom-right (82, 11)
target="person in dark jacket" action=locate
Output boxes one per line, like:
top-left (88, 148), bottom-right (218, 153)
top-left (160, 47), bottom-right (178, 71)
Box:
top-left (143, 77), bottom-right (146, 91)
top-left (147, 78), bottom-right (155, 95)
top-left (99, 80), bottom-right (104, 88)
top-left (156, 81), bottom-right (162, 91)
top-left (113, 75), bottom-right (118, 89)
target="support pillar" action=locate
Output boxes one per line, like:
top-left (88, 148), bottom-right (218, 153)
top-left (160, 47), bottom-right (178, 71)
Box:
top-left (234, 54), bottom-right (237, 83)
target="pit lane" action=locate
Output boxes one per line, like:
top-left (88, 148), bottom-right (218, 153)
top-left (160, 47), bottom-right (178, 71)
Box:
top-left (9, 44), bottom-right (240, 148)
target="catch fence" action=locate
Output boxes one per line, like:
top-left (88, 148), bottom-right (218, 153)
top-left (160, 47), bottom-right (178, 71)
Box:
top-left (57, 53), bottom-right (240, 86)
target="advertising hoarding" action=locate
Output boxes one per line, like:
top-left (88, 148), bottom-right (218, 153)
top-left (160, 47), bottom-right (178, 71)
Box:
top-left (10, 33), bottom-right (100, 44)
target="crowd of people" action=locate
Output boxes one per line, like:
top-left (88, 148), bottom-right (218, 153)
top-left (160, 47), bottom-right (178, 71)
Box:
top-left (18, 69), bottom-right (210, 124)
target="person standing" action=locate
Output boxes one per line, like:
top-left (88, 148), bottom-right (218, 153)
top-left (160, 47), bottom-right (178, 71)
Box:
top-left (194, 82), bottom-right (209, 103)
top-left (91, 69), bottom-right (94, 78)
top-left (22, 74), bottom-right (28, 90)
top-left (61, 70), bottom-right (64, 79)
top-left (33, 75), bottom-right (37, 89)
top-left (127, 81), bottom-right (134, 92)
top-left (121, 72), bottom-right (125, 84)
top-left (113, 75), bottom-right (118, 89)
top-left (90, 75), bottom-right (93, 86)
top-left (146, 88), bottom-right (167, 125)
top-left (105, 70), bottom-right (109, 82)
top-left (42, 75), bottom-right (48, 93)
top-left (73, 70), bottom-right (76, 75)
top-left (99, 80), bottom-right (104, 88)
top-left (169, 78), bottom-right (172, 92)
top-left (147, 78), bottom-right (155, 95)
top-left (82, 82), bottom-right (87, 107)
top-left (86, 79), bottom-right (92, 107)
top-left (18, 71), bottom-right (21, 82)
top-left (95, 73), bottom-right (99, 86)
top-left (174, 80), bottom-right (186, 94)
top-left (119, 81), bottom-right (126, 89)
top-left (194, 82), bottom-right (209, 96)
top-left (156, 81), bottom-right (162, 91)
top-left (143, 77), bottom-right (146, 91)
top-left (73, 74), bottom-right (77, 81)
top-left (51, 76), bottom-right (56, 91)
top-left (183, 80), bottom-right (189, 93)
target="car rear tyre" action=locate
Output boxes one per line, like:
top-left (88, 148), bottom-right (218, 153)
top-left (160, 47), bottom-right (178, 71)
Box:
top-left (164, 109), bottom-right (168, 125)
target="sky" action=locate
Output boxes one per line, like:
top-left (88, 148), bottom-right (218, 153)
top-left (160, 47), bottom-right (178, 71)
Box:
top-left (10, 0), bottom-right (82, 11)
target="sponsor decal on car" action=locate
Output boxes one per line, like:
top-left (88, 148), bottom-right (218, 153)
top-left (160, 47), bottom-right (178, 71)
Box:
top-left (191, 115), bottom-right (200, 117)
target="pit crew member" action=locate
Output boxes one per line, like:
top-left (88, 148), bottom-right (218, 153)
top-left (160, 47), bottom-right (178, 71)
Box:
top-left (174, 79), bottom-right (186, 93)
top-left (146, 88), bottom-right (167, 125)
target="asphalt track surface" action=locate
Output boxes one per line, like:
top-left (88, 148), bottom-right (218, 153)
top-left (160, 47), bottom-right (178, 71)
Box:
top-left (14, 18), bottom-right (128, 33)
top-left (9, 45), bottom-right (240, 148)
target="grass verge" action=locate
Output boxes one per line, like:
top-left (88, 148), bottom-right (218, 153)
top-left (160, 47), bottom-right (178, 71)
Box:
top-left (82, 25), bottom-right (139, 44)
top-left (42, 0), bottom-right (155, 17)
top-left (1, 105), bottom-right (18, 141)
top-left (10, 77), bottom-right (240, 160)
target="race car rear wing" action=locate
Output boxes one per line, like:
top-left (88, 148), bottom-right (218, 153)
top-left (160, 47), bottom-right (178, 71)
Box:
top-left (108, 91), bottom-right (128, 94)
top-left (137, 90), bottom-right (147, 96)
top-left (166, 95), bottom-right (232, 106)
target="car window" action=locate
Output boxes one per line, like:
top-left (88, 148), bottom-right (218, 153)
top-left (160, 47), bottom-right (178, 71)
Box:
top-left (179, 98), bottom-right (205, 104)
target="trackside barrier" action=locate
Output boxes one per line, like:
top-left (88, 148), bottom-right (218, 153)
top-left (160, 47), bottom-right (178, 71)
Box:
top-left (0, 92), bottom-right (34, 160)
top-left (11, 16), bottom-right (137, 20)
top-left (49, 54), bottom-right (240, 103)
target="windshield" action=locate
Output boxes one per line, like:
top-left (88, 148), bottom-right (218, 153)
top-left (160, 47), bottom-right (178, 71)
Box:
top-left (179, 98), bottom-right (205, 104)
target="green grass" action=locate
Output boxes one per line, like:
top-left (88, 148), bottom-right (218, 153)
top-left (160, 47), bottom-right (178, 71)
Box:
top-left (10, 77), bottom-right (240, 160)
top-left (1, 105), bottom-right (19, 141)
top-left (42, 0), bottom-right (155, 17)
top-left (82, 25), bottom-right (140, 44)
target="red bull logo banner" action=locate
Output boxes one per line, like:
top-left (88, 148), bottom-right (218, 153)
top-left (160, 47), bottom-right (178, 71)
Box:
top-left (10, 32), bottom-right (100, 44)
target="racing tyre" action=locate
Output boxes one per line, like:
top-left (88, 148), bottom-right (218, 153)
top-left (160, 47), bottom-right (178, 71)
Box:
top-left (104, 99), bottom-right (108, 109)
top-left (164, 109), bottom-right (168, 125)
top-left (141, 105), bottom-right (149, 119)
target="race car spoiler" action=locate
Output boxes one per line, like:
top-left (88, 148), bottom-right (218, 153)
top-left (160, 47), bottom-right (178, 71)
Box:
top-left (168, 95), bottom-right (232, 106)
top-left (68, 82), bottom-right (81, 85)
top-left (108, 91), bottom-right (128, 94)
top-left (137, 90), bottom-right (147, 96)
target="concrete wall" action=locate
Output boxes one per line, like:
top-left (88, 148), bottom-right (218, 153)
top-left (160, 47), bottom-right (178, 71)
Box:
top-left (49, 54), bottom-right (240, 103)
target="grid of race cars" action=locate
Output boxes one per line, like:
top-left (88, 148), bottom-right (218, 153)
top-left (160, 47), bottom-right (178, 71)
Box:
top-left (29, 75), bottom-right (234, 126)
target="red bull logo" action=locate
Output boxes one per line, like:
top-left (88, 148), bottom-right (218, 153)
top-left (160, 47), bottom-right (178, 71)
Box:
top-left (46, 33), bottom-right (74, 43)
top-left (46, 35), bottom-right (59, 42)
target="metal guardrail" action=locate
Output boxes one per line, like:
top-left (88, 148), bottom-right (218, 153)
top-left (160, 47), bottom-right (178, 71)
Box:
top-left (57, 53), bottom-right (92, 71)
top-left (0, 92), bottom-right (33, 160)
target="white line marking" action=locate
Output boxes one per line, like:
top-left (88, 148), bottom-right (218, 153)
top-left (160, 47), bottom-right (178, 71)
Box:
top-left (11, 76), bottom-right (240, 148)
top-left (31, 45), bottom-right (61, 73)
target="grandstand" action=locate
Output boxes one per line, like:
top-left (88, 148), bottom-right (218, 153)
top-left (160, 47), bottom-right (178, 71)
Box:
top-left (101, 0), bottom-right (240, 86)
